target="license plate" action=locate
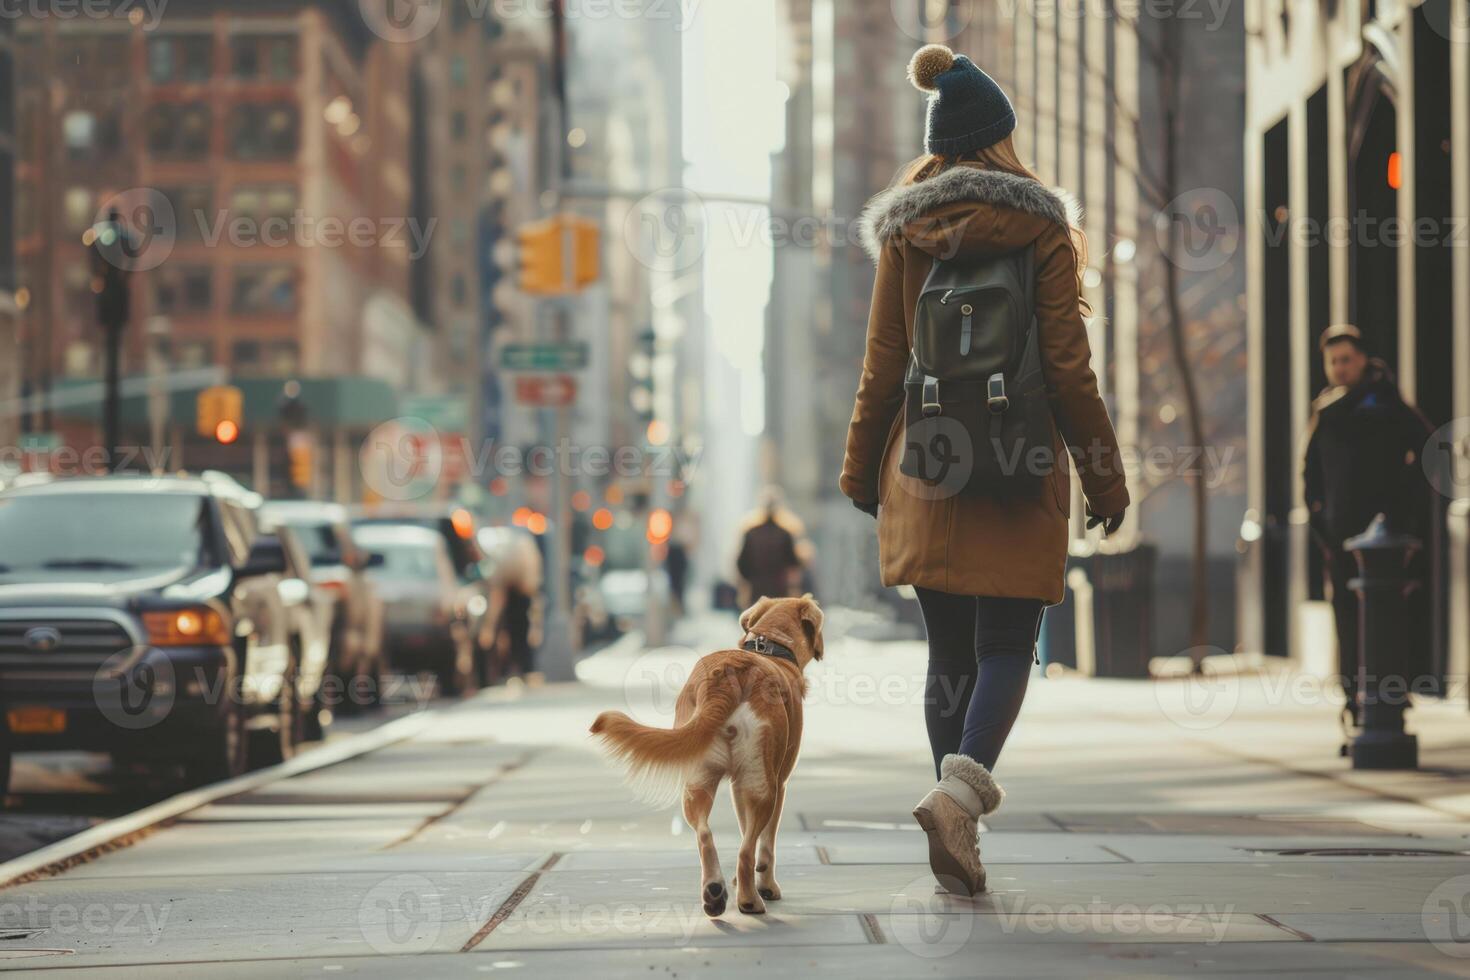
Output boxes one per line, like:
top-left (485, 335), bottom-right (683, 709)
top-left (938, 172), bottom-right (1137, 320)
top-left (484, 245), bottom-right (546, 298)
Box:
top-left (7, 707), bottom-right (66, 735)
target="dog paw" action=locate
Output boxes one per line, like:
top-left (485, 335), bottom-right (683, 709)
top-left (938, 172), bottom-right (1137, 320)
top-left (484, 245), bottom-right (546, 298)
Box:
top-left (758, 883), bottom-right (781, 901)
top-left (702, 881), bottom-right (727, 917)
top-left (738, 897), bottom-right (767, 915)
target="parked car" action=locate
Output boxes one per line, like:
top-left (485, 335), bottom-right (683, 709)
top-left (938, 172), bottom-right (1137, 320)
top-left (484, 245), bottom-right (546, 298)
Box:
top-left (354, 508), bottom-right (494, 681)
top-left (242, 525), bottom-right (333, 747)
top-left (351, 524), bottom-right (477, 696)
top-left (0, 475), bottom-right (296, 790)
top-left (261, 500), bottom-right (386, 714)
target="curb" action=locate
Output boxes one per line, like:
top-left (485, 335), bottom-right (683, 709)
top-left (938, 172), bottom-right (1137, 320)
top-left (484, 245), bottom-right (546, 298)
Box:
top-left (0, 708), bottom-right (436, 890)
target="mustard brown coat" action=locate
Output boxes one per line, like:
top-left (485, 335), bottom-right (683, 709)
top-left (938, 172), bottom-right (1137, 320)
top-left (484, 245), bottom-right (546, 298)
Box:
top-left (840, 164), bottom-right (1130, 604)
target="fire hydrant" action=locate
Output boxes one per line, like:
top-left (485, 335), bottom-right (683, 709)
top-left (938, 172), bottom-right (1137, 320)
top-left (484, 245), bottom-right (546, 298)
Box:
top-left (1344, 513), bottom-right (1420, 770)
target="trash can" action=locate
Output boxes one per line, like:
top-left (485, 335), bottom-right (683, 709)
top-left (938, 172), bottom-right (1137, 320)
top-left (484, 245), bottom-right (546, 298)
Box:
top-left (1090, 544), bottom-right (1157, 678)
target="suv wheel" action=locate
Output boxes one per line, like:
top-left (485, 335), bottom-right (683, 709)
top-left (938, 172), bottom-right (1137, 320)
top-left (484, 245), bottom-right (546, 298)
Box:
top-left (185, 698), bottom-right (247, 787)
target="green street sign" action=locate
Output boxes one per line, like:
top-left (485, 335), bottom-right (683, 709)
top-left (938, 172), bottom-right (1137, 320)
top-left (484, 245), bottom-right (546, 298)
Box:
top-left (18, 432), bottom-right (61, 453)
top-left (401, 395), bottom-right (468, 434)
top-left (500, 343), bottom-right (589, 372)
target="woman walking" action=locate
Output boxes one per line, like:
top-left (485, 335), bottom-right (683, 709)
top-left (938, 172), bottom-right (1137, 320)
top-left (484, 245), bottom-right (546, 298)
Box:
top-left (841, 45), bottom-right (1129, 896)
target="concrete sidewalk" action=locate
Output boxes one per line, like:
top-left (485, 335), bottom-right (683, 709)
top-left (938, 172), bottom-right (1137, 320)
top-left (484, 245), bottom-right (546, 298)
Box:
top-left (3, 616), bottom-right (1470, 976)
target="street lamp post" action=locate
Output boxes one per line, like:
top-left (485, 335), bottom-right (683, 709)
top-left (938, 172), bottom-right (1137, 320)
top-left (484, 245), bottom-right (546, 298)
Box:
top-left (88, 209), bottom-right (132, 473)
top-left (1345, 513), bottom-right (1420, 770)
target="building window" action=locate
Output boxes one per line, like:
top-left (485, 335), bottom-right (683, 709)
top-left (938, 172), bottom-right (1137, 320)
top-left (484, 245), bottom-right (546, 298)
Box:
top-left (452, 274), bottom-right (467, 306)
top-left (231, 265), bottom-right (298, 314)
top-left (62, 187), bottom-right (94, 235)
top-left (228, 103), bottom-right (299, 160)
top-left (61, 108), bottom-right (123, 162)
top-left (229, 184), bottom-right (299, 227)
top-left (174, 339), bottom-right (214, 369)
top-left (147, 35), bottom-right (212, 83)
top-left (232, 35), bottom-right (297, 80)
top-left (147, 103), bottom-right (212, 159)
top-left (160, 185), bottom-right (212, 241)
top-left (267, 341), bottom-right (300, 375)
top-left (450, 55), bottom-right (467, 87)
top-left (452, 111), bottom-right (467, 140)
top-left (451, 165), bottom-right (467, 192)
top-left (154, 265), bottom-right (212, 315)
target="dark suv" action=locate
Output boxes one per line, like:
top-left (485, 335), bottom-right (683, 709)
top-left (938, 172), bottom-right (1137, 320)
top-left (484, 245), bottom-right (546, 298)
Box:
top-left (0, 475), bottom-right (295, 789)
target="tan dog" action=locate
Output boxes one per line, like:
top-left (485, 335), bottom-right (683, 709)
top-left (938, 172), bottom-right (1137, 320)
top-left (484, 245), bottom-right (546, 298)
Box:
top-left (590, 595), bottom-right (824, 917)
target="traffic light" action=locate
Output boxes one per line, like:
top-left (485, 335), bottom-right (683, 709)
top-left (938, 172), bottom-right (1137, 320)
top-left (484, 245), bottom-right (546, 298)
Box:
top-left (288, 432), bottom-right (313, 490)
top-left (198, 385), bottom-right (244, 440)
top-left (629, 328), bottom-right (656, 426)
top-left (517, 214), bottom-right (599, 295)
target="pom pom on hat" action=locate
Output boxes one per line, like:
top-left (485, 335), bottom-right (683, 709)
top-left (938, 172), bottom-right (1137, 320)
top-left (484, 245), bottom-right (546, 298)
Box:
top-left (908, 44), bottom-right (955, 93)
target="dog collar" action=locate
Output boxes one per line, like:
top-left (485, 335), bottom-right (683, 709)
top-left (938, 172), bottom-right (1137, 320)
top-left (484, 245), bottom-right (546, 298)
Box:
top-left (742, 634), bottom-right (798, 664)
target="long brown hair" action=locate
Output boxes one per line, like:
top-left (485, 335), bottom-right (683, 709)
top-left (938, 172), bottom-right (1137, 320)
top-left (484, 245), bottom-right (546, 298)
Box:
top-left (902, 136), bottom-right (1091, 311)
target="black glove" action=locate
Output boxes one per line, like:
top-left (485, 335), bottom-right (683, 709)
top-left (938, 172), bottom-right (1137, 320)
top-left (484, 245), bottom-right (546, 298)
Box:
top-left (853, 498), bottom-right (878, 519)
top-left (1086, 506), bottom-right (1125, 537)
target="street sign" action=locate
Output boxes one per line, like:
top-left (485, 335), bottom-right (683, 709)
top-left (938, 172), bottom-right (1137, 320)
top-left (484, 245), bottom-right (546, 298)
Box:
top-left (401, 395), bottom-right (468, 434)
top-left (18, 433), bottom-right (60, 453)
top-left (500, 343), bottom-right (589, 372)
top-left (515, 375), bottom-right (578, 407)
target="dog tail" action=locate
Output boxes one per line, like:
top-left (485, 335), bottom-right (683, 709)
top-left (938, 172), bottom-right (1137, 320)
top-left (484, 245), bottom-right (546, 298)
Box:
top-left (590, 683), bottom-right (740, 807)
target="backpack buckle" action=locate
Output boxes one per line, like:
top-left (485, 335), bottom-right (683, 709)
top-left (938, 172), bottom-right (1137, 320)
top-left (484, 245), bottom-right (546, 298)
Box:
top-left (922, 375), bottom-right (941, 417)
top-left (987, 373), bottom-right (1009, 414)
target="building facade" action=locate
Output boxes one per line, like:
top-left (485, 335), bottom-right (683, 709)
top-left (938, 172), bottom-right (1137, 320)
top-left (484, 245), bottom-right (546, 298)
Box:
top-left (1242, 0), bottom-right (1468, 679)
top-left (12, 1), bottom-right (421, 496)
top-left (0, 15), bottom-right (17, 464)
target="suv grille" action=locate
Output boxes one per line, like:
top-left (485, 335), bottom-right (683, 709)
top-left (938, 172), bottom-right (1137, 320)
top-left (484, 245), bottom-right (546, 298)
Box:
top-left (0, 618), bottom-right (136, 681)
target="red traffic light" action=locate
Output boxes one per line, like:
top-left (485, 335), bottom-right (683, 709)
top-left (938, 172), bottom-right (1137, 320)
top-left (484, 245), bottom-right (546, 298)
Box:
top-left (214, 419), bottom-right (240, 445)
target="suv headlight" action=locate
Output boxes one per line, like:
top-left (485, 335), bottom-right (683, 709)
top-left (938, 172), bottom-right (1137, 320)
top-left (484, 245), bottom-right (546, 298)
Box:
top-left (143, 607), bottom-right (232, 646)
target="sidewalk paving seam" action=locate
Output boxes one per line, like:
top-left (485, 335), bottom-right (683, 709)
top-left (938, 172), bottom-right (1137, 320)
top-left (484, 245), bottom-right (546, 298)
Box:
top-left (858, 912), bottom-right (886, 944)
top-left (1256, 913), bottom-right (1317, 942)
top-left (377, 749), bottom-right (539, 851)
top-left (1093, 705), bottom-right (1466, 824)
top-left (460, 852), bottom-right (563, 952)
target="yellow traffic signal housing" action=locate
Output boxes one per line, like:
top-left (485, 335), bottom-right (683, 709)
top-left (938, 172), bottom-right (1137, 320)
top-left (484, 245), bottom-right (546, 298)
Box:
top-left (288, 434), bottom-right (313, 490)
top-left (197, 385), bottom-right (243, 439)
top-left (517, 214), bottom-right (600, 295)
top-left (518, 217), bottom-right (565, 296)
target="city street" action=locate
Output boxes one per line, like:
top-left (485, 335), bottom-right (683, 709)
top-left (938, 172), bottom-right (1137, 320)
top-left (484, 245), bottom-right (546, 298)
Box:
top-left (2, 614), bottom-right (1469, 975)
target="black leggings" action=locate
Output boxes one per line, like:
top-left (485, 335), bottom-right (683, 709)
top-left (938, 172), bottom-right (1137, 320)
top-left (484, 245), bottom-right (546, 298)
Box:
top-left (916, 587), bottom-right (1043, 779)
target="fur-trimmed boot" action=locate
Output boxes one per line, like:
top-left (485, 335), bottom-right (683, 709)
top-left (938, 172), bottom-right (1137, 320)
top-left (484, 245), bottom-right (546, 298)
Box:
top-left (912, 753), bottom-right (1004, 896)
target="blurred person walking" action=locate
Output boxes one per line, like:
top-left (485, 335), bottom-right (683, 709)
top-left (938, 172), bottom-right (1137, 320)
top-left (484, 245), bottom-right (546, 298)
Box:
top-left (1303, 324), bottom-right (1433, 729)
top-left (735, 488), bottom-right (806, 605)
top-left (841, 45), bottom-right (1129, 896)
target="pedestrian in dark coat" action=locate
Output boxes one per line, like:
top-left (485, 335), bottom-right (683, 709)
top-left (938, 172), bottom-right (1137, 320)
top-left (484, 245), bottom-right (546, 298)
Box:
top-left (1303, 324), bottom-right (1433, 721)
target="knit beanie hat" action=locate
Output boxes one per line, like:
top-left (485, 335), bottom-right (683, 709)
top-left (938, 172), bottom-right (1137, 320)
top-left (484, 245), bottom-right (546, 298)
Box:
top-left (908, 44), bottom-right (1016, 156)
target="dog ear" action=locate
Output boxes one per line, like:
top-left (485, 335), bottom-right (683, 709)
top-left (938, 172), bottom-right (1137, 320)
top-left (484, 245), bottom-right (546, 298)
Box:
top-left (799, 594), bottom-right (825, 660)
top-left (739, 596), bottom-right (776, 634)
